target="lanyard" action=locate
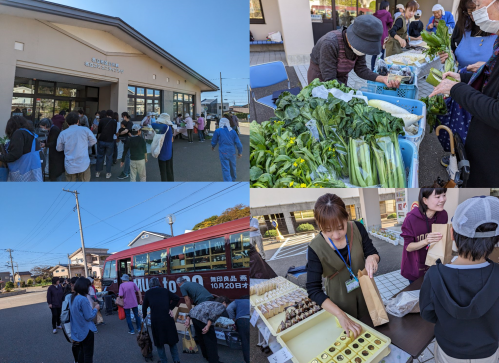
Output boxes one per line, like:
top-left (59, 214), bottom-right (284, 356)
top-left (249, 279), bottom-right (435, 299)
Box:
top-left (328, 235), bottom-right (359, 282)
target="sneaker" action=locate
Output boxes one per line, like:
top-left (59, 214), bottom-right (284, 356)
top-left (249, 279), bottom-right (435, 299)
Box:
top-left (441, 155), bottom-right (450, 168)
top-left (117, 172), bottom-right (129, 180)
top-left (106, 173), bottom-right (112, 179)
top-left (95, 172), bottom-right (100, 178)
top-left (56, 326), bottom-right (62, 329)
top-left (53, 329), bottom-right (57, 334)
top-left (128, 330), bottom-right (135, 335)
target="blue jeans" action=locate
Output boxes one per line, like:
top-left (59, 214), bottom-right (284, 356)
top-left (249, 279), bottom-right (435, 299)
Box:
top-left (220, 152), bottom-right (237, 182)
top-left (198, 130), bottom-right (205, 141)
top-left (123, 148), bottom-right (130, 175)
top-left (156, 343), bottom-right (179, 363)
top-left (96, 140), bottom-right (114, 173)
top-left (124, 307), bottom-right (141, 333)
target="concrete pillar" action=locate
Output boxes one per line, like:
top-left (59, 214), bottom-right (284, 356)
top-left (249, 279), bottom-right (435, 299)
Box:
top-left (277, 0), bottom-right (315, 66)
top-left (0, 63), bottom-right (16, 135)
top-left (163, 90), bottom-right (174, 116)
top-left (110, 79), bottom-right (128, 114)
top-left (359, 188), bottom-right (382, 230)
top-left (283, 212), bottom-right (296, 235)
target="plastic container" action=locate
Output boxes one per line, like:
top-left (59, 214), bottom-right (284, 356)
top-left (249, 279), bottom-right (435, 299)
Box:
top-left (363, 92), bottom-right (427, 148)
top-left (276, 310), bottom-right (391, 363)
top-left (399, 138), bottom-right (419, 188)
top-left (366, 65), bottom-right (418, 99)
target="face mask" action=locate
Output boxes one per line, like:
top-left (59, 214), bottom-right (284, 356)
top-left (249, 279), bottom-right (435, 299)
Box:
top-left (473, 0), bottom-right (499, 34)
top-left (96, 116), bottom-right (99, 119)
top-left (351, 47), bottom-right (365, 56)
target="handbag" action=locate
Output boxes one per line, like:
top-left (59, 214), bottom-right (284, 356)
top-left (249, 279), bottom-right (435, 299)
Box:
top-left (151, 127), bottom-right (168, 158)
top-left (435, 97), bottom-right (472, 152)
top-left (61, 296), bottom-right (75, 343)
top-left (182, 328), bottom-right (198, 354)
top-left (115, 296), bottom-right (124, 307)
top-left (118, 305), bottom-right (126, 320)
top-left (7, 129), bottom-right (43, 182)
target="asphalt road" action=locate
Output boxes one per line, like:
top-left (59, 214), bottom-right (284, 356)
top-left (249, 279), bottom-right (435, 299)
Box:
top-left (250, 66), bottom-right (449, 187)
top-left (0, 288), bottom-right (245, 363)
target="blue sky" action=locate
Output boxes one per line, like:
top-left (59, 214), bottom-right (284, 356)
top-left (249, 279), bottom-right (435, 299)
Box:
top-left (0, 182), bottom-right (248, 272)
top-left (50, 0), bottom-right (249, 106)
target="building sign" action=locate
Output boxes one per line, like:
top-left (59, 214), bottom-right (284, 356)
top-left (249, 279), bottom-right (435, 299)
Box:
top-left (311, 14), bottom-right (323, 23)
top-left (84, 58), bottom-right (124, 73)
top-left (395, 189), bottom-right (407, 223)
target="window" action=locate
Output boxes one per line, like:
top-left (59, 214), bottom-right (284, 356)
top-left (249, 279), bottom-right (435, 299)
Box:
top-left (11, 97), bottom-right (33, 118)
top-left (230, 232), bottom-right (250, 268)
top-left (103, 262), bottom-right (111, 278)
top-left (100, 256), bottom-right (107, 261)
top-left (61, 269), bottom-right (65, 272)
top-left (92, 257), bottom-right (98, 262)
top-left (38, 81), bottom-right (54, 95)
top-left (250, 0), bottom-right (265, 24)
top-left (149, 250), bottom-right (167, 275)
top-left (56, 270), bottom-right (59, 273)
top-left (294, 210), bottom-right (315, 221)
top-left (56, 83), bottom-right (85, 97)
top-left (128, 85), bottom-right (162, 121)
top-left (170, 245), bottom-right (194, 273)
top-left (173, 93), bottom-right (195, 119)
top-left (194, 237), bottom-right (226, 271)
top-left (109, 260), bottom-right (117, 279)
top-left (133, 254), bottom-right (148, 276)
top-left (13, 77), bottom-right (34, 94)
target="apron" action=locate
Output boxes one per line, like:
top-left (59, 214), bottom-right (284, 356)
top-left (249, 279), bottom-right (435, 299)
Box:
top-left (7, 129), bottom-right (43, 182)
top-left (385, 15), bottom-right (407, 57)
top-left (454, 31), bottom-right (497, 70)
top-left (309, 221), bottom-right (368, 319)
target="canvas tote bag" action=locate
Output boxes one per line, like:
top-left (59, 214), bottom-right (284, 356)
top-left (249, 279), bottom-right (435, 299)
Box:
top-left (182, 328), bottom-right (198, 354)
top-left (358, 268), bottom-right (390, 327)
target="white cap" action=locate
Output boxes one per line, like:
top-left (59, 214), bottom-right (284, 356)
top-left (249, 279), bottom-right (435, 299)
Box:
top-left (432, 4), bottom-right (444, 12)
top-left (184, 113), bottom-right (190, 117)
top-left (396, 4), bottom-right (405, 9)
top-left (415, 10), bottom-right (422, 16)
top-left (452, 196), bottom-right (499, 238)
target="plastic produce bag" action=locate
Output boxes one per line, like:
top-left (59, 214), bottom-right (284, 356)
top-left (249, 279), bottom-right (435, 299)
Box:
top-left (305, 119), bottom-right (321, 141)
top-left (385, 290), bottom-right (420, 318)
top-left (371, 134), bottom-right (407, 188)
top-left (348, 137), bottom-right (378, 187)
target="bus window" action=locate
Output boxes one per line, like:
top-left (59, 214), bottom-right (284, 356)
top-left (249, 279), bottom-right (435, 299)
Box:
top-left (170, 244), bottom-right (194, 273)
top-left (103, 261), bottom-right (111, 278)
top-left (230, 231), bottom-right (250, 268)
top-left (109, 260), bottom-right (117, 279)
top-left (194, 237), bottom-right (226, 271)
top-left (149, 250), bottom-right (167, 275)
top-left (133, 253), bottom-right (148, 276)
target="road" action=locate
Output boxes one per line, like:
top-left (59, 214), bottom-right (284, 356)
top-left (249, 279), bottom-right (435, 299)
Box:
top-left (0, 287), bottom-right (245, 363)
top-left (250, 231), bottom-right (404, 363)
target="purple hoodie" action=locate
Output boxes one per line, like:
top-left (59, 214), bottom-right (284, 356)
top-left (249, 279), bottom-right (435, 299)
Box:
top-left (400, 208), bottom-right (448, 281)
top-left (373, 9), bottom-right (394, 46)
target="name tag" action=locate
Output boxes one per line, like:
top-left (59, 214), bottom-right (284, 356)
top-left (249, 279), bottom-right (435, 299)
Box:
top-left (345, 277), bottom-right (360, 293)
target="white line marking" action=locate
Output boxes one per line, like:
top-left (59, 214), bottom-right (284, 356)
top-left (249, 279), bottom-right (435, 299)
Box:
top-left (268, 238), bottom-right (290, 261)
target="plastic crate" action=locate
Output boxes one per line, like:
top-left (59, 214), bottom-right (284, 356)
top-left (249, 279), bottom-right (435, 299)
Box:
top-left (363, 92), bottom-right (427, 148)
top-left (366, 65), bottom-right (418, 99)
top-left (399, 138), bottom-right (419, 188)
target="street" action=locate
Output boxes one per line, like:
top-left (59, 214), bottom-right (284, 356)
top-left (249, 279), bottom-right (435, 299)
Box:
top-left (0, 287), bottom-right (245, 363)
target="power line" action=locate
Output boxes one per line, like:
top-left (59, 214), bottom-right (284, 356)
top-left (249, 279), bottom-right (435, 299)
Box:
top-left (80, 207), bottom-right (122, 232)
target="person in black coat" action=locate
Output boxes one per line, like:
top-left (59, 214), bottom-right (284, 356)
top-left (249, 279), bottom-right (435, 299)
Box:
top-left (429, 33), bottom-right (499, 187)
top-left (39, 118), bottom-right (65, 181)
top-left (47, 276), bottom-right (65, 334)
top-left (142, 277), bottom-right (180, 363)
top-left (0, 116), bottom-right (41, 165)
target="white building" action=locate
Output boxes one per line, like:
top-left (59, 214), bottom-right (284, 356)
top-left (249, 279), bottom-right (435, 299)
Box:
top-left (69, 247), bottom-right (110, 278)
top-left (128, 231), bottom-right (171, 248)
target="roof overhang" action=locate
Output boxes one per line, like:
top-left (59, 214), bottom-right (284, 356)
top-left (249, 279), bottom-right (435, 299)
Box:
top-left (0, 0), bottom-right (219, 92)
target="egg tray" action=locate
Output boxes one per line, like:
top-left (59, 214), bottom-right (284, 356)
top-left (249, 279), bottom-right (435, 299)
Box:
top-left (276, 310), bottom-right (391, 363)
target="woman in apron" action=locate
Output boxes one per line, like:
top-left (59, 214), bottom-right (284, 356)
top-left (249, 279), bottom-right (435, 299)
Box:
top-left (385, 1), bottom-right (418, 57)
top-left (307, 193), bottom-right (380, 338)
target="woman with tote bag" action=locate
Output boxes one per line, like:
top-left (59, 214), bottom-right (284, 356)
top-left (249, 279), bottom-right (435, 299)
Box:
top-left (151, 113), bottom-right (174, 181)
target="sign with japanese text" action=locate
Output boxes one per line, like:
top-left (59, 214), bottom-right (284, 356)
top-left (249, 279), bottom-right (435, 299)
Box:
top-left (84, 58), bottom-right (124, 73)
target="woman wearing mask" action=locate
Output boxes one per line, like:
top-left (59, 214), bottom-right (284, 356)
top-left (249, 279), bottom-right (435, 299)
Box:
top-left (385, 1), bottom-right (418, 56)
top-left (70, 278), bottom-right (99, 363)
top-left (372, 2), bottom-right (393, 70)
top-left (401, 187), bottom-right (448, 283)
top-left (306, 193), bottom-right (380, 338)
top-left (429, 0), bottom-right (499, 187)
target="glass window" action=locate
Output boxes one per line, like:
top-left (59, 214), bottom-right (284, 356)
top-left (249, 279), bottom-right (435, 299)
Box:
top-left (127, 98), bottom-right (135, 118)
top-left (194, 237), bottom-right (226, 271)
top-left (128, 86), bottom-right (136, 96)
top-left (133, 254), bottom-right (148, 276)
top-left (54, 100), bottom-right (70, 116)
top-left (147, 89), bottom-right (154, 97)
top-left (103, 262), bottom-right (111, 278)
top-left (61, 269), bottom-right (65, 272)
top-left (11, 97), bottom-right (33, 117)
top-left (56, 270), bottom-right (59, 273)
top-left (87, 87), bottom-right (99, 98)
top-left (250, 0), bottom-right (265, 23)
top-left (170, 244), bottom-right (194, 273)
top-left (56, 83), bottom-right (85, 98)
top-left (154, 90), bottom-right (160, 97)
top-left (13, 77), bottom-right (35, 94)
top-left (136, 98), bottom-right (145, 116)
top-left (149, 250), bottom-right (167, 275)
top-left (183, 94), bottom-right (189, 102)
top-left (38, 81), bottom-right (54, 95)
top-left (136, 88), bottom-right (145, 96)
top-left (153, 100), bottom-right (160, 114)
top-left (230, 232), bottom-right (250, 268)
top-left (109, 261), bottom-right (117, 278)
top-left (173, 103), bottom-right (178, 116)
top-left (146, 99), bottom-right (153, 113)
top-left (336, 0), bottom-right (357, 27)
top-left (35, 98), bottom-right (54, 121)
top-left (310, 0), bottom-right (333, 23)
top-left (190, 104), bottom-right (194, 118)
top-left (174, 93), bottom-right (178, 101)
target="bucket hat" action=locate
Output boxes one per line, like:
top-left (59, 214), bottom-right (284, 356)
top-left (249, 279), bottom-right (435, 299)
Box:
top-left (346, 15), bottom-right (383, 55)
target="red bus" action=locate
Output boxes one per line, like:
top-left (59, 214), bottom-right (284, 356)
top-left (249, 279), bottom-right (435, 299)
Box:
top-left (101, 217), bottom-right (250, 300)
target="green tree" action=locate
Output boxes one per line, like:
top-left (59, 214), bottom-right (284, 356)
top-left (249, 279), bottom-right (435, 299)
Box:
top-left (5, 281), bottom-right (14, 289)
top-left (27, 279), bottom-right (33, 286)
top-left (192, 204), bottom-right (250, 230)
top-left (35, 277), bottom-right (42, 284)
top-left (21, 281), bottom-right (26, 288)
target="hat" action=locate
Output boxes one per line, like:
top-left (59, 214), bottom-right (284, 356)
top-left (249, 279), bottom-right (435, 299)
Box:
top-left (157, 113), bottom-right (173, 126)
top-left (432, 4), bottom-right (444, 12)
top-left (346, 15), bottom-right (383, 55)
top-left (146, 112), bottom-right (152, 116)
top-left (396, 3), bottom-right (405, 9)
top-left (132, 124), bottom-right (141, 132)
top-left (415, 10), bottom-right (422, 16)
top-left (452, 196), bottom-right (499, 238)
top-left (184, 113), bottom-right (190, 117)
top-left (122, 274), bottom-right (130, 281)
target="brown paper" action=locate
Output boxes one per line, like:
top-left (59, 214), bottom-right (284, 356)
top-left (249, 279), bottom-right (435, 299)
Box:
top-left (488, 247), bottom-right (499, 264)
top-left (425, 224), bottom-right (454, 266)
top-left (358, 269), bottom-right (389, 327)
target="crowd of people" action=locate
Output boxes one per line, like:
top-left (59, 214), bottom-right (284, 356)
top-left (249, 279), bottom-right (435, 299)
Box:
top-left (1, 108), bottom-right (244, 182)
top-left (46, 274), bottom-right (249, 363)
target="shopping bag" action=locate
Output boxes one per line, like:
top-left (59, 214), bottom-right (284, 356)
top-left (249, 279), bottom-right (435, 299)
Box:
top-left (118, 305), bottom-right (126, 320)
top-left (115, 296), bottom-right (124, 307)
top-left (435, 97), bottom-right (472, 152)
top-left (358, 269), bottom-right (390, 327)
top-left (268, 31), bottom-right (282, 42)
top-left (7, 129), bottom-right (43, 182)
top-left (151, 129), bottom-right (167, 158)
top-left (96, 310), bottom-right (104, 324)
top-left (426, 224), bottom-right (454, 266)
top-left (182, 328), bottom-right (198, 354)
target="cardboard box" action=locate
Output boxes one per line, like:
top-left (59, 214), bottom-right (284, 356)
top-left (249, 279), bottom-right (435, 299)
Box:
top-left (173, 303), bottom-right (192, 332)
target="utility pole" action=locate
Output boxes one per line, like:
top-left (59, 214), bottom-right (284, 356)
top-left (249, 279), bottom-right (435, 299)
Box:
top-left (247, 85), bottom-right (250, 108)
top-left (63, 189), bottom-right (88, 277)
top-left (220, 72), bottom-right (223, 117)
top-left (6, 249), bottom-right (14, 283)
top-left (67, 253), bottom-right (72, 278)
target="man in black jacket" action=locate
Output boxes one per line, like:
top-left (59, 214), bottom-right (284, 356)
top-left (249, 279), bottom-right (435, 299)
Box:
top-left (47, 276), bottom-right (65, 334)
top-left (95, 109), bottom-right (117, 179)
top-left (420, 196), bottom-right (499, 361)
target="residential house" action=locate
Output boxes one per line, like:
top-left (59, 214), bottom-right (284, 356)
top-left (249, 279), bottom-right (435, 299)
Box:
top-left (229, 106), bottom-right (249, 114)
top-left (0, 272), bottom-right (11, 288)
top-left (201, 99), bottom-right (229, 116)
top-left (69, 248), bottom-right (111, 278)
top-left (49, 264), bottom-right (85, 278)
top-left (14, 272), bottom-right (32, 285)
top-left (128, 231), bottom-right (171, 248)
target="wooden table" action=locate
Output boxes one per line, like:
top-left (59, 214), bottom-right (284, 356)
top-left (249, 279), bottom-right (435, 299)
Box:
top-left (361, 276), bottom-right (435, 359)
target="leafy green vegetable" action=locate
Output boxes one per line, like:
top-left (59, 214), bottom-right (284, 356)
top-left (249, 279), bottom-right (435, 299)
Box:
top-left (421, 20), bottom-right (456, 74)
top-left (420, 95), bottom-right (448, 132)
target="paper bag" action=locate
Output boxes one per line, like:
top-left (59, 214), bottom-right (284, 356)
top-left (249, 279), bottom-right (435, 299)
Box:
top-left (96, 310), bottom-right (104, 324)
top-left (425, 224), bottom-right (454, 266)
top-left (358, 269), bottom-right (389, 327)
top-left (182, 328), bottom-right (198, 354)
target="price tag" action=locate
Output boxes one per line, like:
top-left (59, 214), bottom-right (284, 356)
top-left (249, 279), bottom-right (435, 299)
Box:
top-left (262, 326), bottom-right (271, 343)
top-left (215, 330), bottom-right (226, 340)
top-left (250, 310), bottom-right (259, 327)
top-left (268, 347), bottom-right (293, 363)
top-left (414, 61), bottom-right (422, 67)
top-left (425, 56), bottom-right (431, 63)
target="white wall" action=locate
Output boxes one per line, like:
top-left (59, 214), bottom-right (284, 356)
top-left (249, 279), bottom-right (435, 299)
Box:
top-left (250, 0), bottom-right (283, 40)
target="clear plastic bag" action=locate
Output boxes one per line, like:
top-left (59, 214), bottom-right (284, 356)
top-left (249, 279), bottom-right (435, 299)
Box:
top-left (305, 119), bottom-right (321, 141)
top-left (371, 134), bottom-right (407, 188)
top-left (384, 290), bottom-right (420, 318)
top-left (348, 137), bottom-right (378, 187)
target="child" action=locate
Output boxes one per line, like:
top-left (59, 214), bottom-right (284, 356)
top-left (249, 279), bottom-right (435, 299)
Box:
top-left (121, 125), bottom-right (147, 182)
top-left (408, 10), bottom-right (424, 40)
top-left (420, 196), bottom-right (499, 362)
